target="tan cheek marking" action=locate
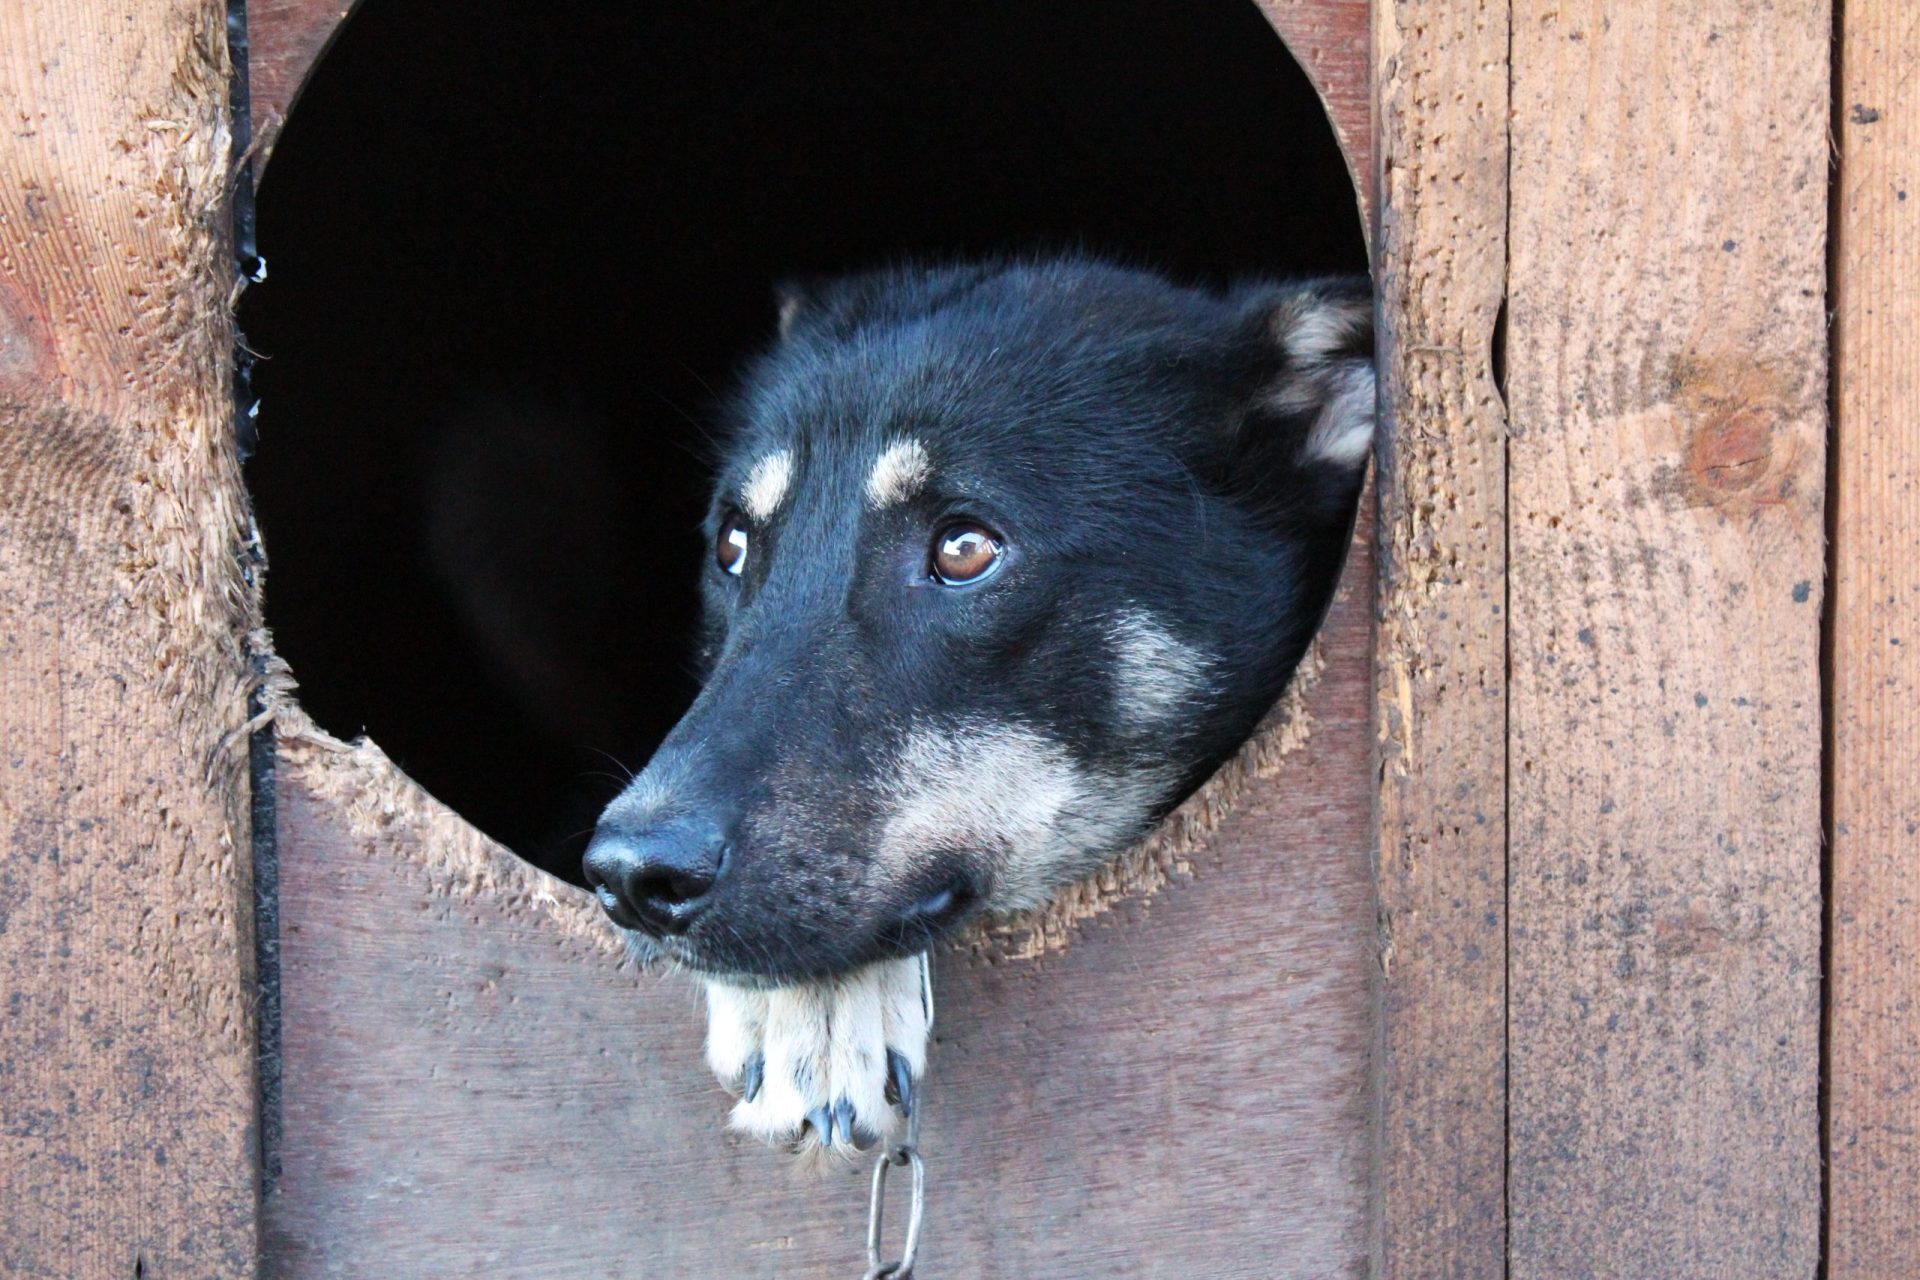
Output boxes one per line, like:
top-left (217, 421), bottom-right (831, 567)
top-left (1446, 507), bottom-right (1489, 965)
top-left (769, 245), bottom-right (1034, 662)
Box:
top-left (877, 721), bottom-right (1168, 910)
top-left (740, 450), bottom-right (795, 521)
top-left (1110, 611), bottom-right (1213, 724)
top-left (865, 438), bottom-right (932, 509)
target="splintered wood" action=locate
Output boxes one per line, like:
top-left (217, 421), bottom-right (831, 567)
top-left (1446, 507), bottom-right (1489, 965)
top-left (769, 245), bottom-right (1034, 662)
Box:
top-left (0, 2), bottom-right (262, 1276)
top-left (1828, 2), bottom-right (1920, 1274)
top-left (1370, 2), bottom-right (1511, 1277)
top-left (1505, 2), bottom-right (1828, 1274)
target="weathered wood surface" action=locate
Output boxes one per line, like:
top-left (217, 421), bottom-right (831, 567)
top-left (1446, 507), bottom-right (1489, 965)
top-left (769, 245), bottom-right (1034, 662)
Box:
top-left (1368, 2), bottom-right (1510, 1277)
top-left (0, 3), bottom-right (262, 1277)
top-left (1828, 3), bottom-right (1920, 1273)
top-left (1255, 0), bottom-right (1373, 221)
top-left (264, 525), bottom-right (1377, 1279)
top-left (1504, 2), bottom-right (1828, 1274)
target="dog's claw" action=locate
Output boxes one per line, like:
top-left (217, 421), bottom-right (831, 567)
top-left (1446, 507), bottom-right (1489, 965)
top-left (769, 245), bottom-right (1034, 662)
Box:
top-left (742, 1053), bottom-right (764, 1104)
top-left (805, 1104), bottom-right (835, 1146)
top-left (832, 1098), bottom-right (858, 1149)
top-left (887, 1048), bottom-right (916, 1118)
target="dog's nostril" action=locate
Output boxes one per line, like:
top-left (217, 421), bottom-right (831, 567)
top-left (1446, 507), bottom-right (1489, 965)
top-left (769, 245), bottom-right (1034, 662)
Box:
top-left (625, 861), bottom-right (717, 936)
top-left (583, 821), bottom-right (728, 938)
top-left (635, 866), bottom-right (714, 910)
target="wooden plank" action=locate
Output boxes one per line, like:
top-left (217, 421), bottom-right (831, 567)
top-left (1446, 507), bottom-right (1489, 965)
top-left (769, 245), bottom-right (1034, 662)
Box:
top-left (1827, 4), bottom-right (1920, 1273)
top-left (0, 3), bottom-right (261, 1277)
top-left (264, 520), bottom-right (1378, 1279)
top-left (1254, 0), bottom-right (1374, 222)
top-left (1504, 2), bottom-right (1828, 1273)
top-left (248, 0), bottom-right (359, 167)
top-left (1368, 2), bottom-right (1511, 1277)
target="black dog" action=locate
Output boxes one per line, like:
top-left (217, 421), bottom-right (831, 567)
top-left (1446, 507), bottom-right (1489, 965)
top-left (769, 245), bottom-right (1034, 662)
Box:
top-left (584, 257), bottom-right (1373, 1150)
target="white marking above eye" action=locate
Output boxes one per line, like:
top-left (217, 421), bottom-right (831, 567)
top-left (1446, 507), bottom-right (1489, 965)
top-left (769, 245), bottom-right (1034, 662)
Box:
top-left (741, 450), bottom-right (795, 521)
top-left (865, 438), bottom-right (932, 509)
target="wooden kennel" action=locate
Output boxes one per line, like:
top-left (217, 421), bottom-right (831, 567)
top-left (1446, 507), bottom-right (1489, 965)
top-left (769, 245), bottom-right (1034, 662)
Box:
top-left (1, 0), bottom-right (1912, 1275)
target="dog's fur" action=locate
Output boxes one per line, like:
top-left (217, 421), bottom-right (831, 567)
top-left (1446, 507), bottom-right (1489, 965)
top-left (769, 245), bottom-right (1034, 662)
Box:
top-left (584, 257), bottom-right (1373, 1151)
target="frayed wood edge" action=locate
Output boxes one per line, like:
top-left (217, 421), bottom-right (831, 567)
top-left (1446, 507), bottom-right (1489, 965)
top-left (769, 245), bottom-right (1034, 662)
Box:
top-left (88, 10), bottom-right (260, 1037)
top-left (250, 629), bottom-right (1321, 971)
top-left (250, 641), bottom-right (623, 959)
top-left (967, 637), bottom-right (1325, 961)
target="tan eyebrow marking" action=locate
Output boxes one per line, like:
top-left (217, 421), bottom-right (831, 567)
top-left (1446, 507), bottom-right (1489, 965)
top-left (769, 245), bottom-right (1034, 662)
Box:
top-left (865, 438), bottom-right (932, 509)
top-left (740, 449), bottom-right (795, 521)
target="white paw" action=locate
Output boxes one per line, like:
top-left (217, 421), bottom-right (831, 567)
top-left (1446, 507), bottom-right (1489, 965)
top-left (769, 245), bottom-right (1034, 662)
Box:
top-left (703, 956), bottom-right (930, 1154)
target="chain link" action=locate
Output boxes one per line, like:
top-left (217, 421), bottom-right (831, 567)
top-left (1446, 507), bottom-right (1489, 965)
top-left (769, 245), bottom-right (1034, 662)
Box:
top-left (861, 1144), bottom-right (925, 1279)
top-left (858, 953), bottom-right (932, 1279)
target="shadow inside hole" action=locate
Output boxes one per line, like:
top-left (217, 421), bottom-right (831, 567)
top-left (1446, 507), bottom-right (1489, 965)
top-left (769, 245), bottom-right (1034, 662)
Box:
top-left (242, 0), bottom-right (1367, 886)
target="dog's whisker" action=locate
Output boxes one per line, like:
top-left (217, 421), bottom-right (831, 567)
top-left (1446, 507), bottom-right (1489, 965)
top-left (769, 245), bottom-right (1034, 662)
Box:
top-left (579, 745), bottom-right (638, 782)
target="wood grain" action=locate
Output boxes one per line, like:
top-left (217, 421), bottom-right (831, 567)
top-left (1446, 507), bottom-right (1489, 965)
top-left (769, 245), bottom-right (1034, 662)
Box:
top-left (1368, 2), bottom-right (1511, 1277)
top-left (0, 3), bottom-right (261, 1276)
top-left (1254, 0), bottom-right (1374, 224)
top-left (1827, 3), bottom-right (1920, 1273)
top-left (1504, 2), bottom-right (1828, 1273)
top-left (264, 523), bottom-right (1378, 1279)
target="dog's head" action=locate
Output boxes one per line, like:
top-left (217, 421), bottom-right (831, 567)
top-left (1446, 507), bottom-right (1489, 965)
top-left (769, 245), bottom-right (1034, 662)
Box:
top-left (585, 259), bottom-right (1372, 981)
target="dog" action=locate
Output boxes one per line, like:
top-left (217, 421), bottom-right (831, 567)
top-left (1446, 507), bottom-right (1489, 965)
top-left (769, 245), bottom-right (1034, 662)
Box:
top-left (583, 257), bottom-right (1374, 1152)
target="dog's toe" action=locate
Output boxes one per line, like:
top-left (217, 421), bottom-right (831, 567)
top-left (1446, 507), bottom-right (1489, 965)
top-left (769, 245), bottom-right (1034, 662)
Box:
top-left (876, 957), bottom-right (930, 1119)
top-left (706, 957), bottom-right (931, 1156)
top-left (725, 977), bottom-right (840, 1147)
top-left (703, 981), bottom-right (769, 1097)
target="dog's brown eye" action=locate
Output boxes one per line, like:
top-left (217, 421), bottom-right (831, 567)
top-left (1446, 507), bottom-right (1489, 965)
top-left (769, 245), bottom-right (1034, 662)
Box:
top-left (716, 514), bottom-right (750, 576)
top-left (931, 523), bottom-right (1003, 585)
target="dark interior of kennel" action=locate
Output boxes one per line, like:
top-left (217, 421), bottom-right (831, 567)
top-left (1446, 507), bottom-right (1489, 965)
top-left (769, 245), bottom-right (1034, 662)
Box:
top-left (241, 0), bottom-right (1367, 883)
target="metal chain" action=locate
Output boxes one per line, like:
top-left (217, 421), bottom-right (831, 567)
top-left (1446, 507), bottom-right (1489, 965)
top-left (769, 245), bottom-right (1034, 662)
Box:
top-left (860, 953), bottom-right (932, 1279)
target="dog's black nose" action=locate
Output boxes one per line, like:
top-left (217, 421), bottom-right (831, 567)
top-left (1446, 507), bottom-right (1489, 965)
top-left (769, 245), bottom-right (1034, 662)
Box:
top-left (582, 819), bottom-right (727, 937)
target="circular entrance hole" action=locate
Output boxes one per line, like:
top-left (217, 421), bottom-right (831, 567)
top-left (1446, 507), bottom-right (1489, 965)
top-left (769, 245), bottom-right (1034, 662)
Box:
top-left (243, 0), bottom-right (1367, 886)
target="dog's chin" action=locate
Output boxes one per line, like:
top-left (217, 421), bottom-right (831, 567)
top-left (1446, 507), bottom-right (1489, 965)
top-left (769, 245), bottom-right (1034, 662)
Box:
top-left (613, 929), bottom-right (780, 986)
top-left (610, 874), bottom-right (985, 985)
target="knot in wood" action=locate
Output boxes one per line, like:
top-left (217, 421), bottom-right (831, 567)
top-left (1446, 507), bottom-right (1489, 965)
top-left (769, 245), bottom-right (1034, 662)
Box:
top-left (0, 277), bottom-right (52, 398)
top-left (1670, 354), bottom-right (1806, 516)
top-left (1686, 405), bottom-right (1777, 496)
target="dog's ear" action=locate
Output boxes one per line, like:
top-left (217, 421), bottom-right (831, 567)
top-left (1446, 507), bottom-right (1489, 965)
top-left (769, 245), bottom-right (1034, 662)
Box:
top-left (1221, 278), bottom-right (1376, 526)
top-left (773, 276), bottom-right (828, 340)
